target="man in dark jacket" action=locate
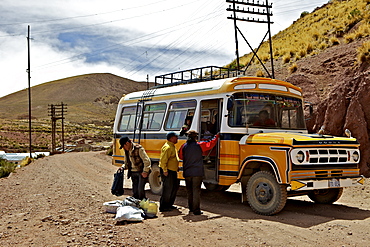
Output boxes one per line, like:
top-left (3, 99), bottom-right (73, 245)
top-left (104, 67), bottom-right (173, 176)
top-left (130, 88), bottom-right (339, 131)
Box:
top-left (179, 130), bottom-right (219, 215)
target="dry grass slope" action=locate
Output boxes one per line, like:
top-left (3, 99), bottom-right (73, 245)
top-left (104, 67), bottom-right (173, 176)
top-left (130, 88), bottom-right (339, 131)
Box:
top-left (228, 0), bottom-right (370, 70)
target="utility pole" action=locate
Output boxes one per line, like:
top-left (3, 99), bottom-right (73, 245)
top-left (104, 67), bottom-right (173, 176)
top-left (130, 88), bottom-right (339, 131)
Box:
top-left (27, 25), bottom-right (32, 158)
top-left (226, 0), bottom-right (274, 78)
top-left (231, 0), bottom-right (240, 71)
top-left (48, 103), bottom-right (67, 153)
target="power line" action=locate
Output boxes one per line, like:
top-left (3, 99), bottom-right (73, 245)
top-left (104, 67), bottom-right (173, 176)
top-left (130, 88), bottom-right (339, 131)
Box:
top-left (0, 0), bottom-right (171, 26)
top-left (0, 0), bottom-right (199, 38)
top-left (33, 7), bottom-right (224, 71)
top-left (127, 7), bottom-right (225, 77)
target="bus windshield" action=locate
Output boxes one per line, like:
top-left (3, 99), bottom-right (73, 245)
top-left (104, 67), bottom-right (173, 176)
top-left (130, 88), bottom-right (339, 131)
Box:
top-left (228, 92), bottom-right (306, 130)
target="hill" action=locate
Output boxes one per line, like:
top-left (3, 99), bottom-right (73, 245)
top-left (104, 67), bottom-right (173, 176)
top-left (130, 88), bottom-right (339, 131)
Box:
top-left (0, 73), bottom-right (149, 123)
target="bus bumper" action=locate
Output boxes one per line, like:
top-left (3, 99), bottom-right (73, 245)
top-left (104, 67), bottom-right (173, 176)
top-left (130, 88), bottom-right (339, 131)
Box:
top-left (289, 176), bottom-right (365, 191)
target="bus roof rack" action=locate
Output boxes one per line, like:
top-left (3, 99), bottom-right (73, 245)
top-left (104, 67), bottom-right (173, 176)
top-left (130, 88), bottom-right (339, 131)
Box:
top-left (153, 66), bottom-right (244, 88)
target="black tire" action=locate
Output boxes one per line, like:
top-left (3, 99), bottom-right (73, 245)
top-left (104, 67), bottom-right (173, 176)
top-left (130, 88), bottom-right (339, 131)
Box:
top-left (203, 182), bottom-right (230, 192)
top-left (218, 185), bottom-right (230, 192)
top-left (246, 171), bottom-right (287, 215)
top-left (203, 182), bottom-right (219, 191)
top-left (148, 164), bottom-right (162, 195)
top-left (308, 188), bottom-right (343, 204)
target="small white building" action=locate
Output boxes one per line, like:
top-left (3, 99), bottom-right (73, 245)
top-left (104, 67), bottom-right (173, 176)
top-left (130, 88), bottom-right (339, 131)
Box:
top-left (0, 152), bottom-right (50, 164)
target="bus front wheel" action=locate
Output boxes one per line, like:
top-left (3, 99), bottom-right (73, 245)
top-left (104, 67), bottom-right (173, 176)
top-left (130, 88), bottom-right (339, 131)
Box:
top-left (148, 164), bottom-right (162, 195)
top-left (246, 171), bottom-right (287, 215)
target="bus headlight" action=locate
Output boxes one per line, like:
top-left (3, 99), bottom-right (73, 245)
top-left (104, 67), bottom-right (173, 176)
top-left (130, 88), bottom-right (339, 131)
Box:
top-left (352, 151), bottom-right (360, 162)
top-left (296, 151), bottom-right (305, 163)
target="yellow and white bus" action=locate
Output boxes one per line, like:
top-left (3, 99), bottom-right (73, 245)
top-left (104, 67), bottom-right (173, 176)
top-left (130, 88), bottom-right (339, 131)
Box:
top-left (112, 67), bottom-right (364, 215)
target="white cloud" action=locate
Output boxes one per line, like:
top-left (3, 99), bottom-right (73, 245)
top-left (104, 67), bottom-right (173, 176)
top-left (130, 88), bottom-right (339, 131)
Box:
top-left (0, 0), bottom-right (329, 97)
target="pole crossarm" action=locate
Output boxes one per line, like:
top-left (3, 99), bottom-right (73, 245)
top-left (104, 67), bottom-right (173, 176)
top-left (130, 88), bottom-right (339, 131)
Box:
top-left (226, 0), bottom-right (275, 78)
top-left (227, 16), bottom-right (272, 24)
top-left (226, 8), bottom-right (273, 17)
top-left (226, 0), bottom-right (272, 9)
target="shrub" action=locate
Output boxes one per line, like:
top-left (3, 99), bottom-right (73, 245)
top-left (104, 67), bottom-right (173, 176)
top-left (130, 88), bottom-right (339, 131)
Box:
top-left (319, 41), bottom-right (328, 50)
top-left (344, 33), bottom-right (356, 43)
top-left (300, 11), bottom-right (310, 19)
top-left (289, 63), bottom-right (298, 73)
top-left (282, 55), bottom-right (291, 64)
top-left (256, 70), bottom-right (265, 77)
top-left (349, 8), bottom-right (362, 20)
top-left (355, 32), bottom-right (364, 39)
top-left (0, 159), bottom-right (16, 178)
top-left (35, 153), bottom-right (45, 159)
top-left (261, 54), bottom-right (270, 63)
top-left (20, 157), bottom-right (32, 167)
top-left (357, 41), bottom-right (370, 63)
top-left (299, 49), bottom-right (307, 58)
top-left (106, 145), bottom-right (113, 156)
top-left (306, 43), bottom-right (314, 54)
top-left (312, 32), bottom-right (320, 41)
top-left (330, 37), bottom-right (340, 45)
top-left (358, 23), bottom-right (370, 36)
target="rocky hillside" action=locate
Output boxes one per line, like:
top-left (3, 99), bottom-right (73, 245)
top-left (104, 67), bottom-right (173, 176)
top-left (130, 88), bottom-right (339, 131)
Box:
top-left (284, 37), bottom-right (370, 177)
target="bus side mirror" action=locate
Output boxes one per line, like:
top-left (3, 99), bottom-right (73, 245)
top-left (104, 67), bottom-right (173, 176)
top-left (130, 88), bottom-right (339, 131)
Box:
top-left (305, 101), bottom-right (314, 116)
top-left (227, 96), bottom-right (234, 111)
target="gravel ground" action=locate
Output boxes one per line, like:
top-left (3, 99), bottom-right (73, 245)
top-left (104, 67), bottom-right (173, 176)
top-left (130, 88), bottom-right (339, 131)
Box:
top-left (1, 151), bottom-right (370, 246)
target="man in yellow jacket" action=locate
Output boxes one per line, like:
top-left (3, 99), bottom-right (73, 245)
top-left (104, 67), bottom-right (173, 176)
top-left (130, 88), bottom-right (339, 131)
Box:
top-left (159, 131), bottom-right (179, 212)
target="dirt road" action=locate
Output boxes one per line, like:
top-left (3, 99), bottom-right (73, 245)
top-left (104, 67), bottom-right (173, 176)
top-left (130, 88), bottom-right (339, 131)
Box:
top-left (1, 151), bottom-right (370, 246)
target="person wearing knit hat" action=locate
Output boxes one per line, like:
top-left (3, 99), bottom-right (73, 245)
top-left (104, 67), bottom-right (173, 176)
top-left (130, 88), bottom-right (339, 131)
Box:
top-left (179, 130), bottom-right (219, 215)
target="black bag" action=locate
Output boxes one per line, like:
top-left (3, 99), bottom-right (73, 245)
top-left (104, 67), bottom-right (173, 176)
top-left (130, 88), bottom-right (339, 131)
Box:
top-left (111, 169), bottom-right (124, 196)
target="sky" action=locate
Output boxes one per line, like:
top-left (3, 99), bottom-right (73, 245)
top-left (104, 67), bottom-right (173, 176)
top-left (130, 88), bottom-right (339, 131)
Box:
top-left (0, 0), bottom-right (329, 98)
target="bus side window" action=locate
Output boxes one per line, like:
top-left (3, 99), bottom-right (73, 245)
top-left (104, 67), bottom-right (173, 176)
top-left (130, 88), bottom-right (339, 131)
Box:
top-left (142, 103), bottom-right (166, 130)
top-left (118, 106), bottom-right (141, 132)
top-left (164, 100), bottom-right (196, 131)
top-left (165, 110), bottom-right (187, 130)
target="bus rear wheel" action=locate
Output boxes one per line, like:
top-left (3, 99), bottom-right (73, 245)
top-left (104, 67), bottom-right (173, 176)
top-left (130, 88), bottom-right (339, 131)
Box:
top-left (203, 182), bottom-right (230, 192)
top-left (308, 188), bottom-right (343, 204)
top-left (246, 171), bottom-right (287, 215)
top-left (148, 164), bottom-right (162, 195)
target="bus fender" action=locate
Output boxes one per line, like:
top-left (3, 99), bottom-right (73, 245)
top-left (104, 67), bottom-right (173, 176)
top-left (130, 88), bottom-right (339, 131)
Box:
top-left (237, 156), bottom-right (282, 183)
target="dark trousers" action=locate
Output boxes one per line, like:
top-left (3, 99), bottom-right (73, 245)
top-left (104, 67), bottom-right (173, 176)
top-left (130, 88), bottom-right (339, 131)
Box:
top-left (131, 172), bottom-right (147, 200)
top-left (159, 169), bottom-right (179, 210)
top-left (185, 176), bottom-right (203, 214)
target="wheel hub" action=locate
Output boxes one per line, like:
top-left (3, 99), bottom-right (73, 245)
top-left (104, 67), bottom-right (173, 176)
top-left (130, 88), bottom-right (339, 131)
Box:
top-left (255, 182), bottom-right (273, 204)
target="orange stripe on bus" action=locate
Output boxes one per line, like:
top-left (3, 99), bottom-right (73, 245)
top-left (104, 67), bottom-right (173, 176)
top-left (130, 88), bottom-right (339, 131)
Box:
top-left (220, 154), bottom-right (239, 159)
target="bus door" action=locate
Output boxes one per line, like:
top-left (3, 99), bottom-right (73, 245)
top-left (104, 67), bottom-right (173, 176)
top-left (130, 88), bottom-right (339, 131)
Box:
top-left (200, 99), bottom-right (222, 185)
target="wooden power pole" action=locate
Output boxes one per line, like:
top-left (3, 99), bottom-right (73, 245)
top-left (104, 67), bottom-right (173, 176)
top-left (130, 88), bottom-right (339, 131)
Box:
top-left (27, 25), bottom-right (32, 158)
top-left (48, 103), bottom-right (67, 153)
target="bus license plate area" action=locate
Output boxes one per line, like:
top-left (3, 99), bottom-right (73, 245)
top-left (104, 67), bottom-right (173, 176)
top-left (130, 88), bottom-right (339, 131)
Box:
top-left (328, 178), bottom-right (340, 188)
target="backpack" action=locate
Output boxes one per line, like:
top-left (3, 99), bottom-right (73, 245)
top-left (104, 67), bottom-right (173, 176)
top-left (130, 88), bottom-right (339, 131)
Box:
top-left (111, 169), bottom-right (124, 196)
